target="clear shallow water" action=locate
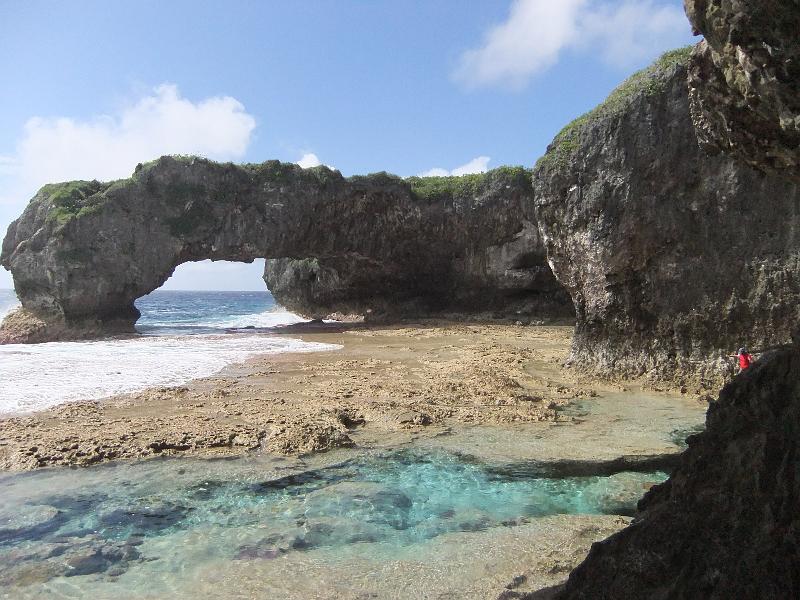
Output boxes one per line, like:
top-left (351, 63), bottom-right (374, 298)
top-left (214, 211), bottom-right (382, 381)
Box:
top-left (0, 289), bottom-right (336, 415)
top-left (0, 448), bottom-right (666, 597)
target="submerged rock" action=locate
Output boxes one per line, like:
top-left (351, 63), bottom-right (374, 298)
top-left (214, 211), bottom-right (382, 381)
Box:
top-left (533, 48), bottom-right (800, 388)
top-left (0, 161), bottom-right (571, 343)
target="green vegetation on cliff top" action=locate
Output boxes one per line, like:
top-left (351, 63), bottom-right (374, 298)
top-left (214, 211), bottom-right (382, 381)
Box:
top-left (406, 166), bottom-right (530, 202)
top-left (40, 157), bottom-right (531, 231)
top-left (42, 180), bottom-right (111, 226)
top-left (535, 46), bottom-right (694, 171)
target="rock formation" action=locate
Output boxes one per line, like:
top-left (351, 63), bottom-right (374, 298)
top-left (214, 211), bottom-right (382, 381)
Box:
top-left (552, 344), bottom-right (800, 599)
top-left (549, 4), bottom-right (800, 599)
top-left (0, 159), bottom-right (571, 343)
top-left (685, 0), bottom-right (800, 179)
top-left (533, 48), bottom-right (800, 389)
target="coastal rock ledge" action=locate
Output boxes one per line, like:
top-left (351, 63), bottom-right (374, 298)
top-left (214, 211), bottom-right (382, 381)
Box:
top-left (0, 161), bottom-right (571, 343)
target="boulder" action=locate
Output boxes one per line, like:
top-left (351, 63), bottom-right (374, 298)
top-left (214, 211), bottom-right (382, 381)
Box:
top-left (554, 344), bottom-right (800, 599)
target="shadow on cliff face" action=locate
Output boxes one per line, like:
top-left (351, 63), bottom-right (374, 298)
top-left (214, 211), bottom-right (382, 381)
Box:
top-left (263, 255), bottom-right (574, 324)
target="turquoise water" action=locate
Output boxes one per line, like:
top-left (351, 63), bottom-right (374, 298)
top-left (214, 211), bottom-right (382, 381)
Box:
top-left (0, 448), bottom-right (665, 595)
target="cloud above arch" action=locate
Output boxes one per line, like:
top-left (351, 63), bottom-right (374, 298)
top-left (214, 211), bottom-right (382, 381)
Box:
top-left (0, 83), bottom-right (256, 205)
top-left (419, 156), bottom-right (491, 177)
top-left (453, 0), bottom-right (689, 90)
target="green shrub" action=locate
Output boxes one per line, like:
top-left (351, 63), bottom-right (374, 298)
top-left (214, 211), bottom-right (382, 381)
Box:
top-left (406, 165), bottom-right (530, 202)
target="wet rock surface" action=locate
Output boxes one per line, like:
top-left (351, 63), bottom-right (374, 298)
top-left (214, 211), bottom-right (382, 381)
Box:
top-left (685, 0), bottom-right (800, 179)
top-left (533, 49), bottom-right (800, 389)
top-left (0, 161), bottom-right (571, 343)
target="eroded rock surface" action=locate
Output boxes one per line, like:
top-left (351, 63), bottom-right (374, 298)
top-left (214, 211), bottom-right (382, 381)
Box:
top-left (533, 48), bottom-right (800, 389)
top-left (0, 161), bottom-right (571, 342)
top-left (552, 344), bottom-right (800, 599)
top-left (685, 0), bottom-right (800, 178)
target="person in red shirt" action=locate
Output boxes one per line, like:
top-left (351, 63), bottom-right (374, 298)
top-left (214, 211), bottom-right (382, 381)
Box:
top-left (734, 346), bottom-right (754, 372)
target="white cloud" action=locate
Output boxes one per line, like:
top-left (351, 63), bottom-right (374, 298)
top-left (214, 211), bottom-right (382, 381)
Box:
top-left (159, 259), bottom-right (268, 291)
top-left (0, 83), bottom-right (256, 206)
top-left (419, 156), bottom-right (491, 177)
top-left (453, 0), bottom-right (689, 90)
top-left (578, 2), bottom-right (688, 66)
top-left (454, 0), bottom-right (587, 90)
top-left (296, 153), bottom-right (322, 168)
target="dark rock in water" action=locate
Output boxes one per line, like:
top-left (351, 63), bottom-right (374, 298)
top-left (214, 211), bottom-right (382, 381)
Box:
top-left (0, 536), bottom-right (142, 586)
top-left (98, 502), bottom-right (188, 535)
top-left (63, 542), bottom-right (141, 577)
top-left (0, 160), bottom-right (572, 343)
top-left (533, 48), bottom-right (800, 388)
top-left (0, 504), bottom-right (63, 544)
top-left (554, 345), bottom-right (800, 599)
top-left (685, 0), bottom-right (800, 180)
top-left (234, 538), bottom-right (286, 560)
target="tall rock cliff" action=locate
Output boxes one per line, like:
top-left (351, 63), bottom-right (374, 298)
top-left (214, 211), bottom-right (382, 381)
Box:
top-left (0, 159), bottom-right (570, 343)
top-left (533, 48), bottom-right (800, 389)
top-left (685, 0), bottom-right (800, 179)
top-left (549, 4), bottom-right (800, 599)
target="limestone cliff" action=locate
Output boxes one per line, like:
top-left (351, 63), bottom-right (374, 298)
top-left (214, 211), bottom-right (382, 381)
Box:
top-left (0, 159), bottom-right (570, 343)
top-left (685, 0), bottom-right (800, 179)
top-left (549, 5), bottom-right (800, 599)
top-left (263, 171), bottom-right (569, 320)
top-left (533, 48), bottom-right (800, 389)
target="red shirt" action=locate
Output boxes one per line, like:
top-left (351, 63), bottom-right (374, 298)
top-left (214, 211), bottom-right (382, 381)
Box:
top-left (739, 353), bottom-right (753, 369)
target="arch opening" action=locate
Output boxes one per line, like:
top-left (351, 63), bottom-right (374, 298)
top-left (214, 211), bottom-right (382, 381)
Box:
top-left (133, 259), bottom-right (305, 335)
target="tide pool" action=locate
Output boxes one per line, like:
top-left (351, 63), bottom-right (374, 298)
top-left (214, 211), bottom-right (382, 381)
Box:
top-left (0, 447), bottom-right (664, 599)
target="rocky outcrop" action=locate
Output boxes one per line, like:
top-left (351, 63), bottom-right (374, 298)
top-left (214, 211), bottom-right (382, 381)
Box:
top-left (533, 48), bottom-right (800, 389)
top-left (551, 343), bottom-right (800, 600)
top-left (546, 4), bottom-right (800, 598)
top-left (685, 0), bottom-right (800, 179)
top-left (0, 159), bottom-right (571, 342)
top-left (263, 177), bottom-right (569, 320)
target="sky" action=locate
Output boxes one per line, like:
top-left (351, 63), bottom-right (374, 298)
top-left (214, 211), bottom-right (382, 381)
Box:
top-left (0, 0), bottom-right (696, 292)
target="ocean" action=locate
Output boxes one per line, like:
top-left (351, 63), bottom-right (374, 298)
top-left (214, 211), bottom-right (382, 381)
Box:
top-left (0, 289), bottom-right (339, 415)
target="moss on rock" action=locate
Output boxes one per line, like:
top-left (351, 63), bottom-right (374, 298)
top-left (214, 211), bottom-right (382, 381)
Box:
top-left (536, 46), bottom-right (694, 171)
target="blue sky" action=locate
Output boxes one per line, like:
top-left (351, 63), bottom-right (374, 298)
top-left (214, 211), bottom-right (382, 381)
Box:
top-left (0, 0), bottom-right (696, 291)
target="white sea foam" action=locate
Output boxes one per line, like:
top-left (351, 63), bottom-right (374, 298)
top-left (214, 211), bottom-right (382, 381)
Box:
top-left (0, 334), bottom-right (340, 415)
top-left (0, 300), bottom-right (19, 322)
top-left (207, 308), bottom-right (306, 329)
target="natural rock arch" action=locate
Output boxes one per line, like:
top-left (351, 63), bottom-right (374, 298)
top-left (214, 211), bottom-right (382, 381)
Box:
top-left (0, 158), bottom-right (572, 343)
